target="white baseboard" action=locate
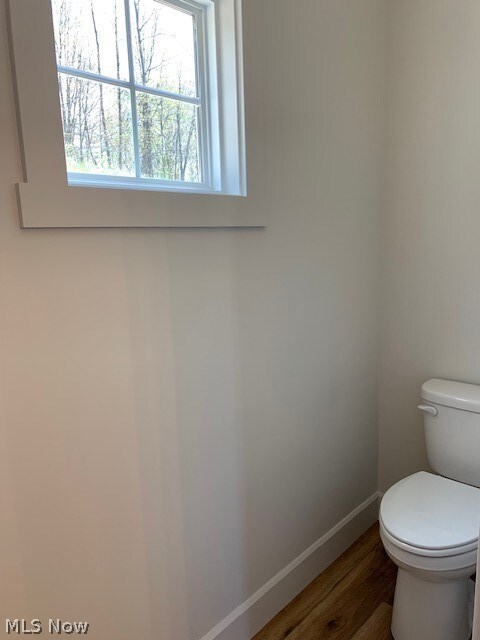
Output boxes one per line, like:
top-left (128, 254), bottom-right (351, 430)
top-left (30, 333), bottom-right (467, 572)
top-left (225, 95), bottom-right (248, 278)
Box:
top-left (198, 492), bottom-right (381, 640)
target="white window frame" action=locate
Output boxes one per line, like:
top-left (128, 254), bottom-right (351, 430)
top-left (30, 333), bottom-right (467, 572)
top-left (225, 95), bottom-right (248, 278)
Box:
top-left (59, 0), bottom-right (217, 194)
top-left (7, 0), bottom-right (260, 228)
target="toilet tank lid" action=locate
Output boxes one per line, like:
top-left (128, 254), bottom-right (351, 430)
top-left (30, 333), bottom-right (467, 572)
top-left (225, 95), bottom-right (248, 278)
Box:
top-left (421, 378), bottom-right (480, 413)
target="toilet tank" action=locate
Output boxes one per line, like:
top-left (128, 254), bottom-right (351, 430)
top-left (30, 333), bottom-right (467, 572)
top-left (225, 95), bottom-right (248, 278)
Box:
top-left (420, 379), bottom-right (480, 488)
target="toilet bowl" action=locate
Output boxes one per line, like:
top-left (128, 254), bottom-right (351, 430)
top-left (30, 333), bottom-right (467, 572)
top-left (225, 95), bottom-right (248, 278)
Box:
top-left (380, 472), bottom-right (480, 640)
top-left (380, 379), bottom-right (480, 639)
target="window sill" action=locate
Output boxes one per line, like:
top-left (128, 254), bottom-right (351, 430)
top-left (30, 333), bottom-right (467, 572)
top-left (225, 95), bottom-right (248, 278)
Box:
top-left (16, 180), bottom-right (258, 229)
top-left (67, 174), bottom-right (221, 195)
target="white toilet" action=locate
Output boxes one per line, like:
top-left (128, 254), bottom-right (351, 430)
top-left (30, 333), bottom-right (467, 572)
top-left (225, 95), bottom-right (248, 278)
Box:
top-left (380, 379), bottom-right (480, 640)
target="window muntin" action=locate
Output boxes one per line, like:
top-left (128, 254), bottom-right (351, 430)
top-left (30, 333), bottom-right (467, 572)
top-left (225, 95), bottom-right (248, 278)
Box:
top-left (51, 0), bottom-right (209, 190)
top-left (130, 0), bottom-right (198, 98)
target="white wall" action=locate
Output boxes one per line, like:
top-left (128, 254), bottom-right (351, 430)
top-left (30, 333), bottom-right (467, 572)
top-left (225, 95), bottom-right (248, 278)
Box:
top-left (0, 0), bottom-right (386, 638)
top-left (379, 0), bottom-right (480, 491)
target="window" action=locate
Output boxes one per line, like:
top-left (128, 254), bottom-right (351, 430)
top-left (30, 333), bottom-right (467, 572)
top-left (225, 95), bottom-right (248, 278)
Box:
top-left (8, 0), bottom-right (257, 227)
top-left (52, 0), bottom-right (219, 193)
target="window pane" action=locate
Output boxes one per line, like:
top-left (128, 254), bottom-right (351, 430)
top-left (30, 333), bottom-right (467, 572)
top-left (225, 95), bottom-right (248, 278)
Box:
top-left (136, 91), bottom-right (200, 182)
top-left (130, 0), bottom-right (197, 98)
top-left (51, 0), bottom-right (129, 81)
top-left (58, 74), bottom-right (135, 176)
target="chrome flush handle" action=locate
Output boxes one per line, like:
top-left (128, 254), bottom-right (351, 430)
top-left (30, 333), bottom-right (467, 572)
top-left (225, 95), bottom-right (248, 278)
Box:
top-left (417, 404), bottom-right (438, 416)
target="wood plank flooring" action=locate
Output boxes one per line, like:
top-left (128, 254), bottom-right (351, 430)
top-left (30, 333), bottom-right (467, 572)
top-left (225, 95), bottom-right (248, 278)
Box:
top-left (253, 523), bottom-right (397, 640)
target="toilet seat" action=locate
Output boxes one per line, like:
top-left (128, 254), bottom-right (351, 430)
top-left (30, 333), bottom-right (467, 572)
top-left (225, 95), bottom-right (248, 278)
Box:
top-left (380, 523), bottom-right (478, 574)
top-left (380, 471), bottom-right (480, 558)
top-left (380, 519), bottom-right (478, 562)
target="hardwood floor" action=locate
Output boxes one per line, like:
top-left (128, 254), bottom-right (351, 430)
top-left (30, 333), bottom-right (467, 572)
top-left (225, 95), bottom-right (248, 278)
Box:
top-left (253, 523), bottom-right (397, 640)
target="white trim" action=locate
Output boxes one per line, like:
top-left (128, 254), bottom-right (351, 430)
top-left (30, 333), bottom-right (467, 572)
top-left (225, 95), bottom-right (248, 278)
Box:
top-left (8, 0), bottom-right (251, 227)
top-left (198, 492), bottom-right (381, 640)
top-left (213, 0), bottom-right (245, 196)
top-left (232, 0), bottom-right (246, 196)
top-left (67, 173), bottom-right (216, 193)
top-left (123, 0), bottom-right (140, 178)
top-left (191, 0), bottom-right (212, 188)
top-left (57, 67), bottom-right (201, 105)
